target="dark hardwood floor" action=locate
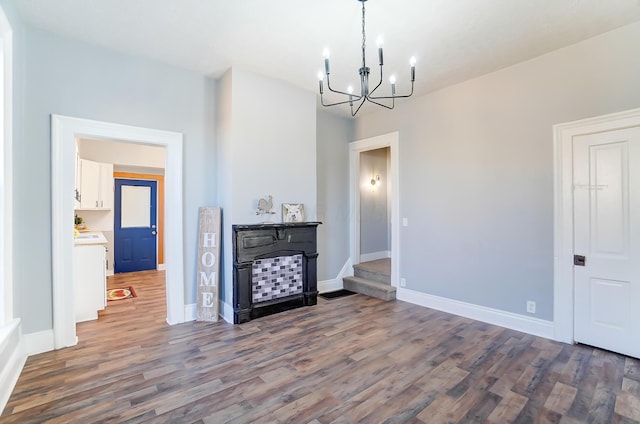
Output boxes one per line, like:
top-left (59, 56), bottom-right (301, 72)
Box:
top-left (3, 270), bottom-right (640, 423)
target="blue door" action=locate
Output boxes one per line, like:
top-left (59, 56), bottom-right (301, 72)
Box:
top-left (114, 179), bottom-right (158, 273)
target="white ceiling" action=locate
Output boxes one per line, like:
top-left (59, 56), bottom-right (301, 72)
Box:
top-left (14, 0), bottom-right (640, 114)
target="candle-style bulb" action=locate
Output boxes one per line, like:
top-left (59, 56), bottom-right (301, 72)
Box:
top-left (347, 86), bottom-right (354, 95)
top-left (410, 56), bottom-right (416, 81)
top-left (390, 75), bottom-right (396, 96)
top-left (317, 72), bottom-right (324, 94)
top-left (323, 49), bottom-right (331, 75)
top-left (376, 36), bottom-right (383, 48)
top-left (377, 36), bottom-right (384, 66)
top-left (389, 75), bottom-right (396, 84)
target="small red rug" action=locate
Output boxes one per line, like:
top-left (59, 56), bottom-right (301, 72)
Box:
top-left (106, 286), bottom-right (137, 301)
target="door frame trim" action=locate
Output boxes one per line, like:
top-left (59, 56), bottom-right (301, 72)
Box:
top-left (51, 115), bottom-right (185, 349)
top-left (349, 131), bottom-right (399, 287)
top-left (553, 107), bottom-right (640, 344)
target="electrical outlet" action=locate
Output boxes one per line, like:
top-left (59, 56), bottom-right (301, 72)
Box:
top-left (402, 217), bottom-right (408, 227)
top-left (400, 278), bottom-right (406, 287)
top-left (526, 301), bottom-right (536, 314)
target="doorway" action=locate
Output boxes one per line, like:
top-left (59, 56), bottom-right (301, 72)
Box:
top-left (51, 115), bottom-right (185, 349)
top-left (553, 107), bottom-right (640, 357)
top-left (349, 132), bottom-right (399, 287)
top-left (359, 147), bottom-right (391, 263)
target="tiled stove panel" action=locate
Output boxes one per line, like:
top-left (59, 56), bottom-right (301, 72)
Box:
top-left (252, 254), bottom-right (303, 303)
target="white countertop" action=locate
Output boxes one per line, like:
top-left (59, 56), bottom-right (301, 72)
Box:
top-left (74, 231), bottom-right (107, 246)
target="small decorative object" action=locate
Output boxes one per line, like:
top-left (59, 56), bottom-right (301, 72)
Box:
top-left (282, 203), bottom-right (305, 223)
top-left (256, 195), bottom-right (276, 222)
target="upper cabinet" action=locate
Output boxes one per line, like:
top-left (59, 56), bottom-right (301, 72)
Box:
top-left (77, 159), bottom-right (113, 210)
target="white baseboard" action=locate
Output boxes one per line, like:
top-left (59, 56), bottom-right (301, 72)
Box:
top-left (318, 257), bottom-right (353, 293)
top-left (220, 301), bottom-right (233, 324)
top-left (185, 303), bottom-right (196, 321)
top-left (359, 250), bottom-right (391, 263)
top-left (184, 300), bottom-right (233, 324)
top-left (22, 329), bottom-right (55, 355)
top-left (0, 319), bottom-right (26, 415)
top-left (397, 288), bottom-right (554, 340)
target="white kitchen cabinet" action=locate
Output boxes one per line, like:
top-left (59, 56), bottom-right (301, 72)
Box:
top-left (78, 159), bottom-right (113, 210)
top-left (73, 236), bottom-right (107, 322)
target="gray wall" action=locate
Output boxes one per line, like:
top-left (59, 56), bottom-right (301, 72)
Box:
top-left (16, 26), bottom-right (216, 333)
top-left (359, 147), bottom-right (390, 256)
top-left (355, 21), bottom-right (640, 320)
top-left (217, 68), bottom-right (317, 308)
top-left (316, 110), bottom-right (354, 280)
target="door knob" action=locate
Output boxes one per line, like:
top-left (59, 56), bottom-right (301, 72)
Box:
top-left (152, 231), bottom-right (157, 235)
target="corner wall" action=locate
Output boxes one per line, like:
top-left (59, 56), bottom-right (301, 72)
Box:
top-left (316, 110), bottom-right (354, 281)
top-left (217, 69), bottom-right (317, 319)
top-left (355, 21), bottom-right (640, 321)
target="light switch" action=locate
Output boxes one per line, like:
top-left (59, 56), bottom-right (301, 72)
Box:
top-left (402, 217), bottom-right (408, 227)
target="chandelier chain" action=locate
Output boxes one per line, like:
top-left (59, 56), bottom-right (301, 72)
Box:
top-left (361, 1), bottom-right (366, 68)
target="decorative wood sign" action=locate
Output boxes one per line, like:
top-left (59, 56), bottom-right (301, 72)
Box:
top-left (196, 207), bottom-right (221, 322)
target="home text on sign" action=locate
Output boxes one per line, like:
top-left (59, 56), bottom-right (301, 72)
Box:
top-left (196, 207), bottom-right (221, 321)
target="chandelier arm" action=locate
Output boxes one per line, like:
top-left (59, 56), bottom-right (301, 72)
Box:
top-left (365, 97), bottom-right (395, 110)
top-left (367, 65), bottom-right (384, 97)
top-left (369, 81), bottom-right (414, 100)
top-left (321, 95), bottom-right (361, 108)
top-left (352, 97), bottom-right (368, 117)
top-left (326, 75), bottom-right (364, 99)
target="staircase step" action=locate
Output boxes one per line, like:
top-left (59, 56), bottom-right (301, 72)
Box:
top-left (353, 264), bottom-right (391, 285)
top-left (343, 276), bottom-right (396, 301)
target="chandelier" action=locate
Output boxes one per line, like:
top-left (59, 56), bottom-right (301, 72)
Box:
top-left (318, 0), bottom-right (415, 117)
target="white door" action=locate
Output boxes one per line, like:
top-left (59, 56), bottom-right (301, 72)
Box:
top-left (573, 126), bottom-right (640, 358)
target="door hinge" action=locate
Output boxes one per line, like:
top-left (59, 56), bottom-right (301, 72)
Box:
top-left (573, 255), bottom-right (586, 266)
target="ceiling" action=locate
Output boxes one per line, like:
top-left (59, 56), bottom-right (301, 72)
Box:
top-left (13, 0), bottom-right (640, 115)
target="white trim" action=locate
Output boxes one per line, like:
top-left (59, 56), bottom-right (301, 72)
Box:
top-left (318, 257), bottom-right (353, 293)
top-left (185, 303), bottom-right (196, 321)
top-left (0, 4), bottom-right (13, 327)
top-left (0, 320), bottom-right (24, 415)
top-left (157, 263), bottom-right (166, 271)
top-left (398, 288), bottom-right (554, 339)
top-left (359, 250), bottom-right (391, 263)
top-left (22, 329), bottom-right (55, 356)
top-left (553, 107), bottom-right (640, 344)
top-left (220, 301), bottom-right (233, 324)
top-left (185, 300), bottom-right (234, 324)
top-left (349, 132), bottom-right (400, 289)
top-left (52, 115), bottom-right (185, 350)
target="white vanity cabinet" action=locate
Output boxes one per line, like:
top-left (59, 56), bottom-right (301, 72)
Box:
top-left (74, 233), bottom-right (107, 322)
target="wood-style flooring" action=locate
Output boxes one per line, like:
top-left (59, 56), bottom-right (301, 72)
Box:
top-left (3, 270), bottom-right (640, 423)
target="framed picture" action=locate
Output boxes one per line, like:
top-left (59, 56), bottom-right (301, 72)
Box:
top-left (282, 203), bottom-right (305, 223)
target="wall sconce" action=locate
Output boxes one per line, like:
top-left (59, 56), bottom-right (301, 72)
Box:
top-left (370, 175), bottom-right (380, 186)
